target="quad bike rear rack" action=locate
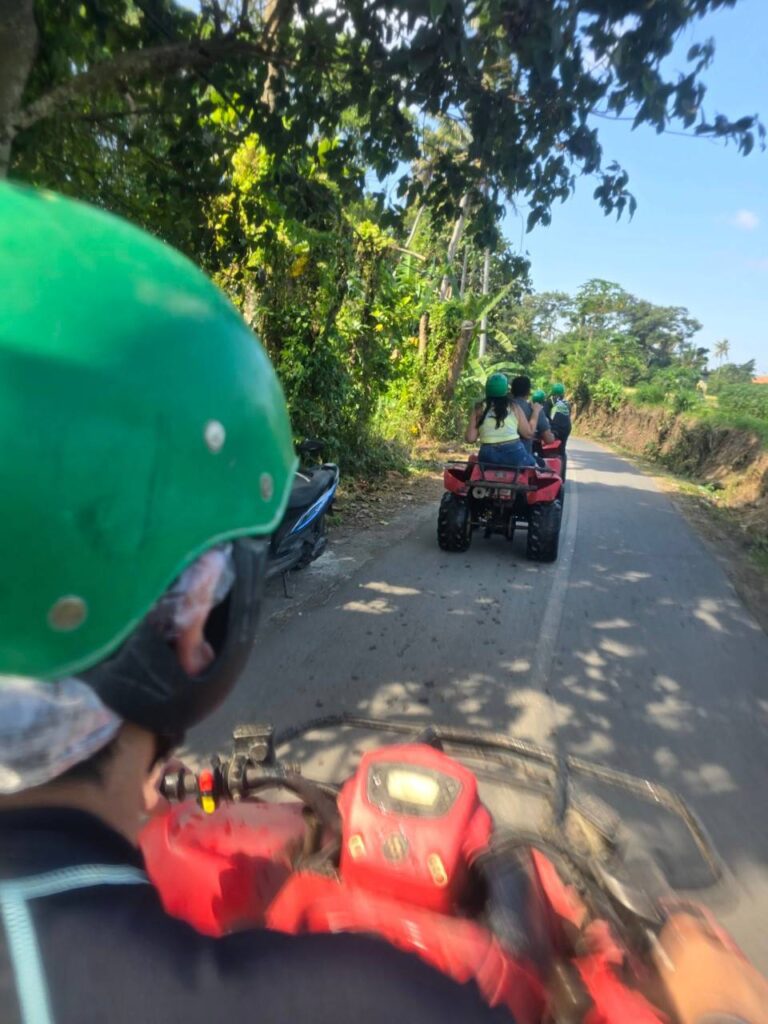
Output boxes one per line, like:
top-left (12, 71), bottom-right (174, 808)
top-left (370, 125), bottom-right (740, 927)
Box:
top-left (446, 460), bottom-right (557, 495)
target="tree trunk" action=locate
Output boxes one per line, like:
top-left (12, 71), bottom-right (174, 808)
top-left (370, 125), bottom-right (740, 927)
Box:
top-left (458, 247), bottom-right (469, 298)
top-left (442, 319), bottom-right (475, 402)
top-left (418, 311), bottom-right (429, 360)
top-left (439, 193), bottom-right (470, 299)
top-left (260, 0), bottom-right (293, 111)
top-left (478, 247), bottom-right (490, 357)
top-left (405, 205), bottom-right (424, 251)
top-left (0, 0), bottom-right (37, 177)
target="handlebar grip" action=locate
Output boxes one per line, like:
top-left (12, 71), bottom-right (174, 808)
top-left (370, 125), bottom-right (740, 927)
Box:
top-left (159, 769), bottom-right (198, 802)
top-left (159, 761), bottom-right (302, 803)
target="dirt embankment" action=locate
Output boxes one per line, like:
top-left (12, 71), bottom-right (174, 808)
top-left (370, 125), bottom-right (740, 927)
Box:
top-left (578, 404), bottom-right (768, 554)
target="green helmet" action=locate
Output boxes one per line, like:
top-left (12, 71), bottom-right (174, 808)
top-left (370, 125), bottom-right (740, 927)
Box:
top-left (531, 389), bottom-right (547, 404)
top-left (551, 383), bottom-right (566, 397)
top-left (485, 373), bottom-right (509, 399)
top-left (0, 184), bottom-right (296, 687)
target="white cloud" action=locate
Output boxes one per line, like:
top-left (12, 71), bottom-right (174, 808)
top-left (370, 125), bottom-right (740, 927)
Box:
top-left (728, 209), bottom-right (760, 231)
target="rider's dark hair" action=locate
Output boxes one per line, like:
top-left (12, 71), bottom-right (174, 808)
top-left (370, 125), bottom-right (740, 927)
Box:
top-left (477, 396), bottom-right (509, 430)
top-left (510, 375), bottom-right (531, 399)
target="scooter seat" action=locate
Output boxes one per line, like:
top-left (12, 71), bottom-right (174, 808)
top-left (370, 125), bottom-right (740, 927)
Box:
top-left (286, 467), bottom-right (337, 510)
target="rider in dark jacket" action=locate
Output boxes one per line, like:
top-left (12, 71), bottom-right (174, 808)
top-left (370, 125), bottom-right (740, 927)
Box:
top-left (0, 185), bottom-right (507, 1024)
top-left (544, 383), bottom-right (572, 480)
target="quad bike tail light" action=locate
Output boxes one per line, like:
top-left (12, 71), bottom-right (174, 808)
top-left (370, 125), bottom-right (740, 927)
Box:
top-left (337, 743), bottom-right (493, 914)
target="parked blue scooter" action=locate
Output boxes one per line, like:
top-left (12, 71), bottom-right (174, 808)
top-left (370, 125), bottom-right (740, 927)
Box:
top-left (266, 439), bottom-right (339, 590)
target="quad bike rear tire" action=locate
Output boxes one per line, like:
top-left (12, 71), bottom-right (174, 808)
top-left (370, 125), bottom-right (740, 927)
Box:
top-left (526, 500), bottom-right (562, 562)
top-left (437, 493), bottom-right (472, 552)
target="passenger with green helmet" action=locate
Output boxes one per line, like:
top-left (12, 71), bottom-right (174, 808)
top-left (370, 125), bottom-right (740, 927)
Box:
top-left (509, 376), bottom-right (555, 455)
top-left (464, 373), bottom-right (538, 468)
top-left (0, 185), bottom-right (507, 1024)
top-left (544, 383), bottom-right (572, 480)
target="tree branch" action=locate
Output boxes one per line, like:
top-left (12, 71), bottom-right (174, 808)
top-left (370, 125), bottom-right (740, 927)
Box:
top-left (63, 105), bottom-right (165, 124)
top-left (13, 36), bottom-right (299, 135)
top-left (0, 0), bottom-right (37, 174)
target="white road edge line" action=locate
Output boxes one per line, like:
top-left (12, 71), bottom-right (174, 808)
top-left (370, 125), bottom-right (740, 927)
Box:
top-left (525, 472), bottom-right (580, 741)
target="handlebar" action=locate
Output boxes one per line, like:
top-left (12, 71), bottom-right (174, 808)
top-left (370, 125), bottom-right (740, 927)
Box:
top-left (160, 723), bottom-right (302, 807)
top-left (159, 760), bottom-right (301, 804)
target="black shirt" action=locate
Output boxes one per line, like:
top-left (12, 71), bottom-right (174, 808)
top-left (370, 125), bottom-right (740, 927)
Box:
top-left (0, 808), bottom-right (510, 1024)
top-left (511, 398), bottom-right (550, 453)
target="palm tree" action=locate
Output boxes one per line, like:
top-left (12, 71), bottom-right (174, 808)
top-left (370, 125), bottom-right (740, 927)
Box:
top-left (714, 338), bottom-right (730, 364)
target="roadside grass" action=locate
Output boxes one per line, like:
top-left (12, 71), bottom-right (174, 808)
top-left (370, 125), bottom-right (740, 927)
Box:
top-left (625, 392), bottom-right (768, 446)
top-left (696, 407), bottom-right (768, 446)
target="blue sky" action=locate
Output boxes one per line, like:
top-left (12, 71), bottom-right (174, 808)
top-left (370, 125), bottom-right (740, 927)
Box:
top-left (506, 0), bottom-right (767, 373)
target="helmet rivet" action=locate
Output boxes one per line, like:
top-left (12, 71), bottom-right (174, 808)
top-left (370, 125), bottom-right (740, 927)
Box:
top-left (48, 596), bottom-right (87, 632)
top-left (260, 473), bottom-right (274, 501)
top-left (204, 420), bottom-right (226, 453)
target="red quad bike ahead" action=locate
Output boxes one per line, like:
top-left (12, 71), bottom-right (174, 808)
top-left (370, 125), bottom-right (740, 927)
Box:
top-left (438, 444), bottom-right (564, 562)
top-left (140, 716), bottom-right (768, 1024)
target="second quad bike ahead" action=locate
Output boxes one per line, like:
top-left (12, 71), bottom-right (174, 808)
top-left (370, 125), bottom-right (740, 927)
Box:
top-left (437, 442), bottom-right (564, 562)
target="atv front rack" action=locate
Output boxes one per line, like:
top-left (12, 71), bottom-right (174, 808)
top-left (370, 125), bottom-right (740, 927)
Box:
top-left (274, 714), bottom-right (722, 883)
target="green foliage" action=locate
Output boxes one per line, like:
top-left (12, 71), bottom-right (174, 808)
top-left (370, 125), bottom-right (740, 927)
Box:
top-left (700, 410), bottom-right (768, 446)
top-left (712, 383), bottom-right (768, 422)
top-left (633, 381), bottom-right (668, 406)
top-left (8, 0), bottom-right (763, 241)
top-left (520, 278), bottom-right (711, 414)
top-left (591, 376), bottom-right (624, 412)
top-left (206, 133), bottom-right (419, 473)
top-left (5, 3), bottom-right (762, 477)
top-left (707, 360), bottom-right (757, 393)
top-left (418, 298), bottom-right (469, 436)
top-left (629, 365), bottom-right (703, 414)
top-left (669, 388), bottom-right (703, 414)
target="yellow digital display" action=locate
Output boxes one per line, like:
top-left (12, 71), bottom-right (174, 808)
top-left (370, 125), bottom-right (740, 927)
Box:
top-left (386, 769), bottom-right (440, 808)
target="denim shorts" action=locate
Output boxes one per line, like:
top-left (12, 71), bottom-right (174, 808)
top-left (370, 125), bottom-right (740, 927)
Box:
top-left (478, 440), bottom-right (537, 468)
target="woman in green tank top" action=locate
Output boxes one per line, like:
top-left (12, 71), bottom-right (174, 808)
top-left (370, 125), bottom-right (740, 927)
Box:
top-left (465, 373), bottom-right (538, 467)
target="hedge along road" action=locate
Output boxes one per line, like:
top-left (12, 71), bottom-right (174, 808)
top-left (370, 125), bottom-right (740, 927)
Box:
top-left (189, 437), bottom-right (768, 970)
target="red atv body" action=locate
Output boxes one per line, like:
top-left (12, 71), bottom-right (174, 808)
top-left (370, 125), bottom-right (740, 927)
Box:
top-left (139, 717), bottom-right (730, 1023)
top-left (438, 445), bottom-right (563, 562)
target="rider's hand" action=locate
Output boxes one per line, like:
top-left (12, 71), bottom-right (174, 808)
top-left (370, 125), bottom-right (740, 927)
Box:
top-left (654, 910), bottom-right (768, 1023)
top-left (142, 757), bottom-right (187, 817)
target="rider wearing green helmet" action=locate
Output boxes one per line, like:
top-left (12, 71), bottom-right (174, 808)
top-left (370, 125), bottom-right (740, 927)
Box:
top-left (0, 185), bottom-right (502, 1024)
top-left (484, 372), bottom-right (509, 399)
top-left (464, 373), bottom-right (537, 468)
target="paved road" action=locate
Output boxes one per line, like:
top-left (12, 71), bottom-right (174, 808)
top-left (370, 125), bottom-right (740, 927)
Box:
top-left (190, 438), bottom-right (768, 968)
